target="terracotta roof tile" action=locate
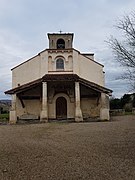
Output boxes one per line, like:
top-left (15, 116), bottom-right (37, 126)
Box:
top-left (5, 74), bottom-right (112, 95)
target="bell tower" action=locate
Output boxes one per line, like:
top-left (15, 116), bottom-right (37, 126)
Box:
top-left (47, 32), bottom-right (74, 49)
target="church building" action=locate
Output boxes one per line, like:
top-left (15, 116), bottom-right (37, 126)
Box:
top-left (5, 32), bottom-right (112, 124)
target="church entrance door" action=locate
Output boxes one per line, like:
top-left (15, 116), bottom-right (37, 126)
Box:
top-left (56, 97), bottom-right (67, 119)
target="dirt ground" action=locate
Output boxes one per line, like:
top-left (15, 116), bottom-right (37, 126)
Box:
top-left (0, 116), bottom-right (135, 180)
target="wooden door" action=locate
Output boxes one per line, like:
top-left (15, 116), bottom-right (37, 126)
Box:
top-left (56, 97), bottom-right (67, 119)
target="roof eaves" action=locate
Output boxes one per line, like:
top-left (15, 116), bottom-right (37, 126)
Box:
top-left (5, 74), bottom-right (112, 95)
top-left (79, 77), bottom-right (112, 94)
top-left (5, 78), bottom-right (42, 95)
top-left (11, 49), bottom-right (47, 71)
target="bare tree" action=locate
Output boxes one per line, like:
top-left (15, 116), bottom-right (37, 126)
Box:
top-left (107, 12), bottom-right (135, 90)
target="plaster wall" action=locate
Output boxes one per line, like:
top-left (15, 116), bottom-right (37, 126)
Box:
top-left (48, 50), bottom-right (73, 72)
top-left (48, 34), bottom-right (73, 49)
top-left (12, 51), bottom-right (48, 88)
top-left (16, 98), bottom-right (41, 118)
top-left (81, 98), bottom-right (100, 118)
top-left (48, 93), bottom-right (75, 119)
top-left (72, 50), bottom-right (79, 75)
top-left (12, 49), bottom-right (105, 90)
top-left (79, 54), bottom-right (105, 86)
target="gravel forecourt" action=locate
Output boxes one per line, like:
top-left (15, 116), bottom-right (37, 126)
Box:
top-left (0, 116), bottom-right (135, 180)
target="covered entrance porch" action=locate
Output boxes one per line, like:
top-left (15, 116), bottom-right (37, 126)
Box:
top-left (5, 74), bottom-right (112, 124)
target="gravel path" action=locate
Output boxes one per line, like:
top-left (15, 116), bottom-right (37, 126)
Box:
top-left (0, 116), bottom-right (135, 180)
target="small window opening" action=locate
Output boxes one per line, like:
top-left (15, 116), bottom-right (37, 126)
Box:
top-left (56, 58), bottom-right (64, 70)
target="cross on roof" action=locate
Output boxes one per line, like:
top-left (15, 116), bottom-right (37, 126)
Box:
top-left (59, 30), bottom-right (62, 34)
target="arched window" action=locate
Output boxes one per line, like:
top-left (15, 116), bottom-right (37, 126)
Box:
top-left (56, 58), bottom-right (64, 70)
top-left (57, 39), bottom-right (65, 49)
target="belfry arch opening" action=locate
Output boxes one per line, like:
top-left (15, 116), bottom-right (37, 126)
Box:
top-left (57, 39), bottom-right (65, 49)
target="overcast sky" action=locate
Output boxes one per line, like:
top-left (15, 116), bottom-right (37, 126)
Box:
top-left (0, 0), bottom-right (135, 99)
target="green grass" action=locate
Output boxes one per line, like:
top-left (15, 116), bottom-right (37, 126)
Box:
top-left (0, 113), bottom-right (9, 121)
top-left (124, 111), bottom-right (133, 115)
top-left (110, 111), bottom-right (135, 116)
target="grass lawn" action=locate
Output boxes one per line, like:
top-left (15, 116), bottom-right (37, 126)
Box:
top-left (0, 113), bottom-right (9, 122)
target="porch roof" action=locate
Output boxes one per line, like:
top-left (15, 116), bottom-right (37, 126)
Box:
top-left (5, 74), bottom-right (112, 95)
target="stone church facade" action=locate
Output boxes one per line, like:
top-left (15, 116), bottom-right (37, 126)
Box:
top-left (5, 32), bottom-right (112, 124)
